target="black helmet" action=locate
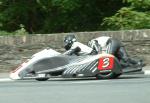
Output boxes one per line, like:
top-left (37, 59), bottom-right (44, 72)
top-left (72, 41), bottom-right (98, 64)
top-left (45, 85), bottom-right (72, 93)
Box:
top-left (64, 34), bottom-right (77, 50)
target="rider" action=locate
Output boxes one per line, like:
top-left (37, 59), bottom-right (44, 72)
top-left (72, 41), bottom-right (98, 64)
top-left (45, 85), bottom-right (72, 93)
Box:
top-left (88, 36), bottom-right (142, 67)
top-left (63, 34), bottom-right (93, 56)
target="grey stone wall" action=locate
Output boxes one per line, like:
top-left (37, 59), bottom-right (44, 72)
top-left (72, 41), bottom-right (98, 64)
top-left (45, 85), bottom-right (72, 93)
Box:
top-left (0, 29), bottom-right (150, 72)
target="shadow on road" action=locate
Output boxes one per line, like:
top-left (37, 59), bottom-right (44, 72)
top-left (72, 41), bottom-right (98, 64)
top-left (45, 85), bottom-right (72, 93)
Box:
top-left (44, 74), bottom-right (146, 82)
top-left (11, 74), bottom-right (148, 83)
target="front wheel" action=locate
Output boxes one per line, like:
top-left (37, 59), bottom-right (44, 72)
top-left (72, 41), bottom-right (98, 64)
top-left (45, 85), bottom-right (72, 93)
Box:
top-left (35, 78), bottom-right (49, 81)
top-left (35, 74), bottom-right (49, 81)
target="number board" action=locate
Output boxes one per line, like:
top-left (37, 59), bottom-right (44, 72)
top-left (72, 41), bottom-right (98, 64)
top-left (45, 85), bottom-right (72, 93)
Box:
top-left (97, 57), bottom-right (114, 70)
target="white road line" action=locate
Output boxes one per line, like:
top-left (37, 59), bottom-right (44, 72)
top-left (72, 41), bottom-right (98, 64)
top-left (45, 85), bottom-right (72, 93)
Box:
top-left (143, 70), bottom-right (150, 75)
top-left (0, 78), bottom-right (14, 82)
top-left (71, 80), bottom-right (109, 84)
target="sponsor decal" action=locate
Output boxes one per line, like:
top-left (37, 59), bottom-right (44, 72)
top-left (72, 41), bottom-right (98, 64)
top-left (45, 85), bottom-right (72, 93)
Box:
top-left (97, 57), bottom-right (114, 70)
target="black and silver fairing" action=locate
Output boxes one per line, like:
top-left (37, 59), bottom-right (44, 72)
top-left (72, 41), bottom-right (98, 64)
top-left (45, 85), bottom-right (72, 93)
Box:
top-left (35, 54), bottom-right (101, 77)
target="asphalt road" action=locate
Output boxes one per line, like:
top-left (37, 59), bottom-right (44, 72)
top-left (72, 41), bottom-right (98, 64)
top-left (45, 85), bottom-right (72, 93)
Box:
top-left (0, 74), bottom-right (150, 103)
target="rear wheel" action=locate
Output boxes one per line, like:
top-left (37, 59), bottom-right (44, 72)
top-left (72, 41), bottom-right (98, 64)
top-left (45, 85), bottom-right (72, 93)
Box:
top-left (96, 72), bottom-right (121, 79)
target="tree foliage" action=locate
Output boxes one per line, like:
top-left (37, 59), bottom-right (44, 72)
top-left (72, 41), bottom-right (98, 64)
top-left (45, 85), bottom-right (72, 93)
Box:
top-left (102, 0), bottom-right (150, 30)
top-left (0, 0), bottom-right (123, 34)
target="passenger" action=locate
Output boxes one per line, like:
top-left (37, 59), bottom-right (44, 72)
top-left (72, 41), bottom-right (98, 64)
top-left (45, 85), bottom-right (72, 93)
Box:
top-left (88, 36), bottom-right (142, 67)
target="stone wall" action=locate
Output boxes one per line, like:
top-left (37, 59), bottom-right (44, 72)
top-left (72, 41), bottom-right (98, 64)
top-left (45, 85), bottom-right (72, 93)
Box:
top-left (0, 29), bottom-right (150, 72)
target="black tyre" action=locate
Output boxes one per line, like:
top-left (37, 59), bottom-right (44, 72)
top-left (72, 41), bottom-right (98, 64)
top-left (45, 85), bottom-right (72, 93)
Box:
top-left (35, 74), bottom-right (49, 81)
top-left (96, 72), bottom-right (121, 79)
top-left (35, 77), bottom-right (49, 81)
top-left (113, 73), bottom-right (121, 78)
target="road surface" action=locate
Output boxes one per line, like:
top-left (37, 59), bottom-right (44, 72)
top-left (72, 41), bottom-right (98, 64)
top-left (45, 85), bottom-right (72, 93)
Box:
top-left (0, 73), bottom-right (150, 103)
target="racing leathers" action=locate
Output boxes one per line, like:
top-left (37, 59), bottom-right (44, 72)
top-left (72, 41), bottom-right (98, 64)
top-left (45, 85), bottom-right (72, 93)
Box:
top-left (88, 36), bottom-right (111, 53)
top-left (64, 41), bottom-right (93, 56)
